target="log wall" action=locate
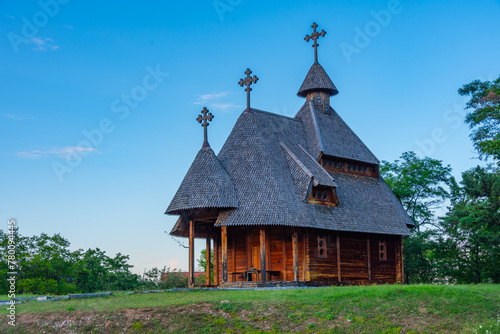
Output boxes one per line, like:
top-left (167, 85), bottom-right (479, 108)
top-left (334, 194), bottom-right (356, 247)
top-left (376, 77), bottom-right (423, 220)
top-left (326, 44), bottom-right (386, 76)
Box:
top-left (213, 226), bottom-right (401, 285)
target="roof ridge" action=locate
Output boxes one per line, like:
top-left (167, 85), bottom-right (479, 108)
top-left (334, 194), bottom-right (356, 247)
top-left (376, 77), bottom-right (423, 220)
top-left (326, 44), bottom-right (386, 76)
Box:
top-left (297, 144), bottom-right (335, 184)
top-left (249, 108), bottom-right (300, 121)
top-left (280, 142), bottom-right (314, 179)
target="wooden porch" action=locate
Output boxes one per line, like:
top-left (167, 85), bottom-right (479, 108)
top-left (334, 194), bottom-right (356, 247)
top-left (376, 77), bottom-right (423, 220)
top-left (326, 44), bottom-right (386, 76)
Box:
top-left (185, 220), bottom-right (404, 288)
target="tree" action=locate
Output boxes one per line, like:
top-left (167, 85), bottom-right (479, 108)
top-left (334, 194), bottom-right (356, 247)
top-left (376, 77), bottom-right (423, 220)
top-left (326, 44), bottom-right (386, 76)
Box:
top-left (381, 151), bottom-right (452, 283)
top-left (459, 75), bottom-right (500, 161)
top-left (436, 166), bottom-right (500, 283)
top-left (381, 151), bottom-right (452, 231)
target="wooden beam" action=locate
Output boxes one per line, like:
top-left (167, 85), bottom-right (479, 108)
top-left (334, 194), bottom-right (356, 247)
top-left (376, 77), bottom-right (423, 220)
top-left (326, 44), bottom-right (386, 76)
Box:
top-left (292, 229), bottom-right (299, 282)
top-left (367, 235), bottom-right (372, 283)
top-left (396, 235), bottom-right (404, 284)
top-left (206, 238), bottom-right (211, 286)
top-left (336, 232), bottom-right (341, 283)
top-left (188, 220), bottom-right (195, 288)
top-left (260, 228), bottom-right (267, 282)
top-left (221, 226), bottom-right (228, 283)
top-left (283, 227), bottom-right (287, 281)
top-left (302, 231), bottom-right (307, 281)
top-left (232, 234), bottom-right (236, 282)
top-left (214, 234), bottom-right (219, 286)
top-left (401, 235), bottom-right (405, 284)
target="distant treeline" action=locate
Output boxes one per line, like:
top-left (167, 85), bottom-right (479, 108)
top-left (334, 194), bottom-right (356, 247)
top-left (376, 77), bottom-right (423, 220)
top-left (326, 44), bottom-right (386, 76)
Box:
top-left (0, 231), bottom-right (205, 295)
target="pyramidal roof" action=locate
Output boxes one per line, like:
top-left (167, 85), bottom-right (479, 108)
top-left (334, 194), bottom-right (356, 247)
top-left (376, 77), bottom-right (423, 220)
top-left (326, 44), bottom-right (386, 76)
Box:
top-left (297, 63), bottom-right (339, 97)
top-left (295, 101), bottom-right (380, 164)
top-left (165, 146), bottom-right (238, 215)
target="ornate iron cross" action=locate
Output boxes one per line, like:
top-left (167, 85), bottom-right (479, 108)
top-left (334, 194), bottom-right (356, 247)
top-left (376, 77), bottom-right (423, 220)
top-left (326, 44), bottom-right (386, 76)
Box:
top-left (305, 22), bottom-right (326, 64)
top-left (196, 107), bottom-right (214, 147)
top-left (238, 68), bottom-right (259, 109)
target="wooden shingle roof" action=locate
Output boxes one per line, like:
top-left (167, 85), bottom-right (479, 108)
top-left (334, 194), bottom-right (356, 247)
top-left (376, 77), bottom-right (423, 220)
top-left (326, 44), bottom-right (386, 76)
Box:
top-left (297, 63), bottom-right (339, 97)
top-left (165, 146), bottom-right (238, 215)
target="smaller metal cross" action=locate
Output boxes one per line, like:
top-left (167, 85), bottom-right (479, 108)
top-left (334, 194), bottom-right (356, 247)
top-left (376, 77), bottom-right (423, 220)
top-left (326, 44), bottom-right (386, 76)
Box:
top-left (196, 107), bottom-right (214, 147)
top-left (238, 68), bottom-right (259, 109)
top-left (304, 22), bottom-right (326, 64)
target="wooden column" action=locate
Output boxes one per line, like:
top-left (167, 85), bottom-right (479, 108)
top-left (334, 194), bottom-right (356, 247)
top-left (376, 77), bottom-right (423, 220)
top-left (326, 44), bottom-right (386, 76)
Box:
top-left (302, 232), bottom-right (307, 281)
top-left (188, 220), bottom-right (195, 288)
top-left (336, 232), bottom-right (341, 283)
top-left (282, 228), bottom-right (287, 281)
top-left (367, 236), bottom-right (372, 283)
top-left (396, 235), bottom-right (404, 284)
top-left (292, 229), bottom-right (299, 282)
top-left (214, 234), bottom-right (219, 286)
top-left (206, 238), bottom-right (211, 286)
top-left (260, 228), bottom-right (267, 282)
top-left (221, 226), bottom-right (228, 283)
top-left (401, 236), bottom-right (405, 284)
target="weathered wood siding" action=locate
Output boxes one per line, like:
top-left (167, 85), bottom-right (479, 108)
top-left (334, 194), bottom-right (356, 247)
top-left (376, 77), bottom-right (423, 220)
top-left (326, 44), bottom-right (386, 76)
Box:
top-left (213, 227), bottom-right (402, 285)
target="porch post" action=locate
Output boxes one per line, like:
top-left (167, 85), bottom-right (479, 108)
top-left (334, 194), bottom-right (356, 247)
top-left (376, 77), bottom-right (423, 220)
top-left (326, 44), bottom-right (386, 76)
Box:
top-left (214, 233), bottom-right (220, 286)
top-left (188, 219), bottom-right (195, 288)
top-left (221, 226), bottom-right (228, 283)
top-left (260, 227), bottom-right (267, 282)
top-left (206, 237), bottom-right (212, 286)
top-left (292, 229), bottom-right (299, 282)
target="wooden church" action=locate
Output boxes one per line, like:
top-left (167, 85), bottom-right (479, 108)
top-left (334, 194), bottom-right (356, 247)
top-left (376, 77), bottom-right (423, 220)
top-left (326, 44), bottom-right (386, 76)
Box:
top-left (165, 23), bottom-right (413, 287)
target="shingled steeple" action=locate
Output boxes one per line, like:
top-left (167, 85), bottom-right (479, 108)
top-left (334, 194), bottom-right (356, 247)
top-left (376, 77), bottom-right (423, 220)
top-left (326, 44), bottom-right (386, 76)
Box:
top-left (297, 23), bottom-right (339, 113)
top-left (165, 108), bottom-right (238, 215)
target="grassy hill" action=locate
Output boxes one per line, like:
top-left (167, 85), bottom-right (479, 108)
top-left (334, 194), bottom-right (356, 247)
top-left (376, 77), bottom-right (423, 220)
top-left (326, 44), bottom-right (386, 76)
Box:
top-left (1, 284), bottom-right (499, 333)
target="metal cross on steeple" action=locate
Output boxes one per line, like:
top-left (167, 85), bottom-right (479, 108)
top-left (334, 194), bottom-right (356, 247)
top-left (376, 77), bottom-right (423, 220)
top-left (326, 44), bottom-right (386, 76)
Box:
top-left (304, 22), bottom-right (326, 64)
top-left (196, 107), bottom-right (214, 148)
top-left (238, 68), bottom-right (259, 109)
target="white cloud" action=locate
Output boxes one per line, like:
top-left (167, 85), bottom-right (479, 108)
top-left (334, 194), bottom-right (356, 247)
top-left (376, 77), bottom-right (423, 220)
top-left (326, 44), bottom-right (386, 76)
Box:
top-left (3, 113), bottom-right (34, 120)
top-left (17, 147), bottom-right (99, 159)
top-left (30, 37), bottom-right (59, 51)
top-left (193, 91), bottom-right (241, 112)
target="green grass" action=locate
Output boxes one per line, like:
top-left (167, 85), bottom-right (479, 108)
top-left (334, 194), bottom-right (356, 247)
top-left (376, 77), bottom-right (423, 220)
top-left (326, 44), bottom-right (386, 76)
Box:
top-left (0, 284), bottom-right (499, 333)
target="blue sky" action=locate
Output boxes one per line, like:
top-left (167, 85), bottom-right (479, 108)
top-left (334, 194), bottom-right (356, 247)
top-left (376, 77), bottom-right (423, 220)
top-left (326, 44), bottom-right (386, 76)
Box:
top-left (1, 0), bottom-right (499, 273)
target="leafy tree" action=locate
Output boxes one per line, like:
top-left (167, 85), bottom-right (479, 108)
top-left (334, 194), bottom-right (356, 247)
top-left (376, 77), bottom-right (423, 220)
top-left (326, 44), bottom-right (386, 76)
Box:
top-left (436, 166), bottom-right (500, 283)
top-left (459, 75), bottom-right (500, 161)
top-left (381, 151), bottom-right (452, 232)
top-left (381, 151), bottom-right (452, 283)
top-left (197, 249), bottom-right (214, 272)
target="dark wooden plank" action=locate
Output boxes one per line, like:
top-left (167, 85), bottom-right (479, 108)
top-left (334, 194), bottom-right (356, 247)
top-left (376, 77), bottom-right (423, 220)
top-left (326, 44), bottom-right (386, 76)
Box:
top-left (189, 220), bottom-right (195, 288)
top-left (206, 237), bottom-right (211, 286)
top-left (303, 231), bottom-right (307, 281)
top-left (260, 228), bottom-right (267, 282)
top-left (336, 232), bottom-right (341, 282)
top-left (293, 230), bottom-right (299, 281)
top-left (221, 226), bottom-right (228, 283)
top-left (214, 234), bottom-right (219, 286)
top-left (367, 236), bottom-right (372, 283)
top-left (283, 227), bottom-right (287, 281)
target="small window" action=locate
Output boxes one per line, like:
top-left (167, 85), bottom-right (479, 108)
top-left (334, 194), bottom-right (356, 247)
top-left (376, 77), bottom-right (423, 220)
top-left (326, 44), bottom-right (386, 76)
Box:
top-left (307, 187), bottom-right (339, 207)
top-left (328, 160), bottom-right (333, 167)
top-left (334, 162), bottom-right (338, 168)
top-left (318, 235), bottom-right (327, 258)
top-left (379, 240), bottom-right (387, 261)
top-left (322, 160), bottom-right (327, 166)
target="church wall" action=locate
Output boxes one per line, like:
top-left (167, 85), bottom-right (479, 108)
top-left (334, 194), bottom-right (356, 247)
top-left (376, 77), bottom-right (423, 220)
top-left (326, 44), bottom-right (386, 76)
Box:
top-left (214, 226), bottom-right (402, 285)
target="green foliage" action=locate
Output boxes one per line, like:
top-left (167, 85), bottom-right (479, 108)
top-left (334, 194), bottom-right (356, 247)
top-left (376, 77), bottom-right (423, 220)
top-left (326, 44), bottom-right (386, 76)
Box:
top-left (459, 75), bottom-right (500, 161)
top-left (380, 151), bottom-right (452, 230)
top-left (381, 151), bottom-right (452, 283)
top-left (436, 166), bottom-right (500, 283)
top-left (0, 230), bottom-right (139, 295)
